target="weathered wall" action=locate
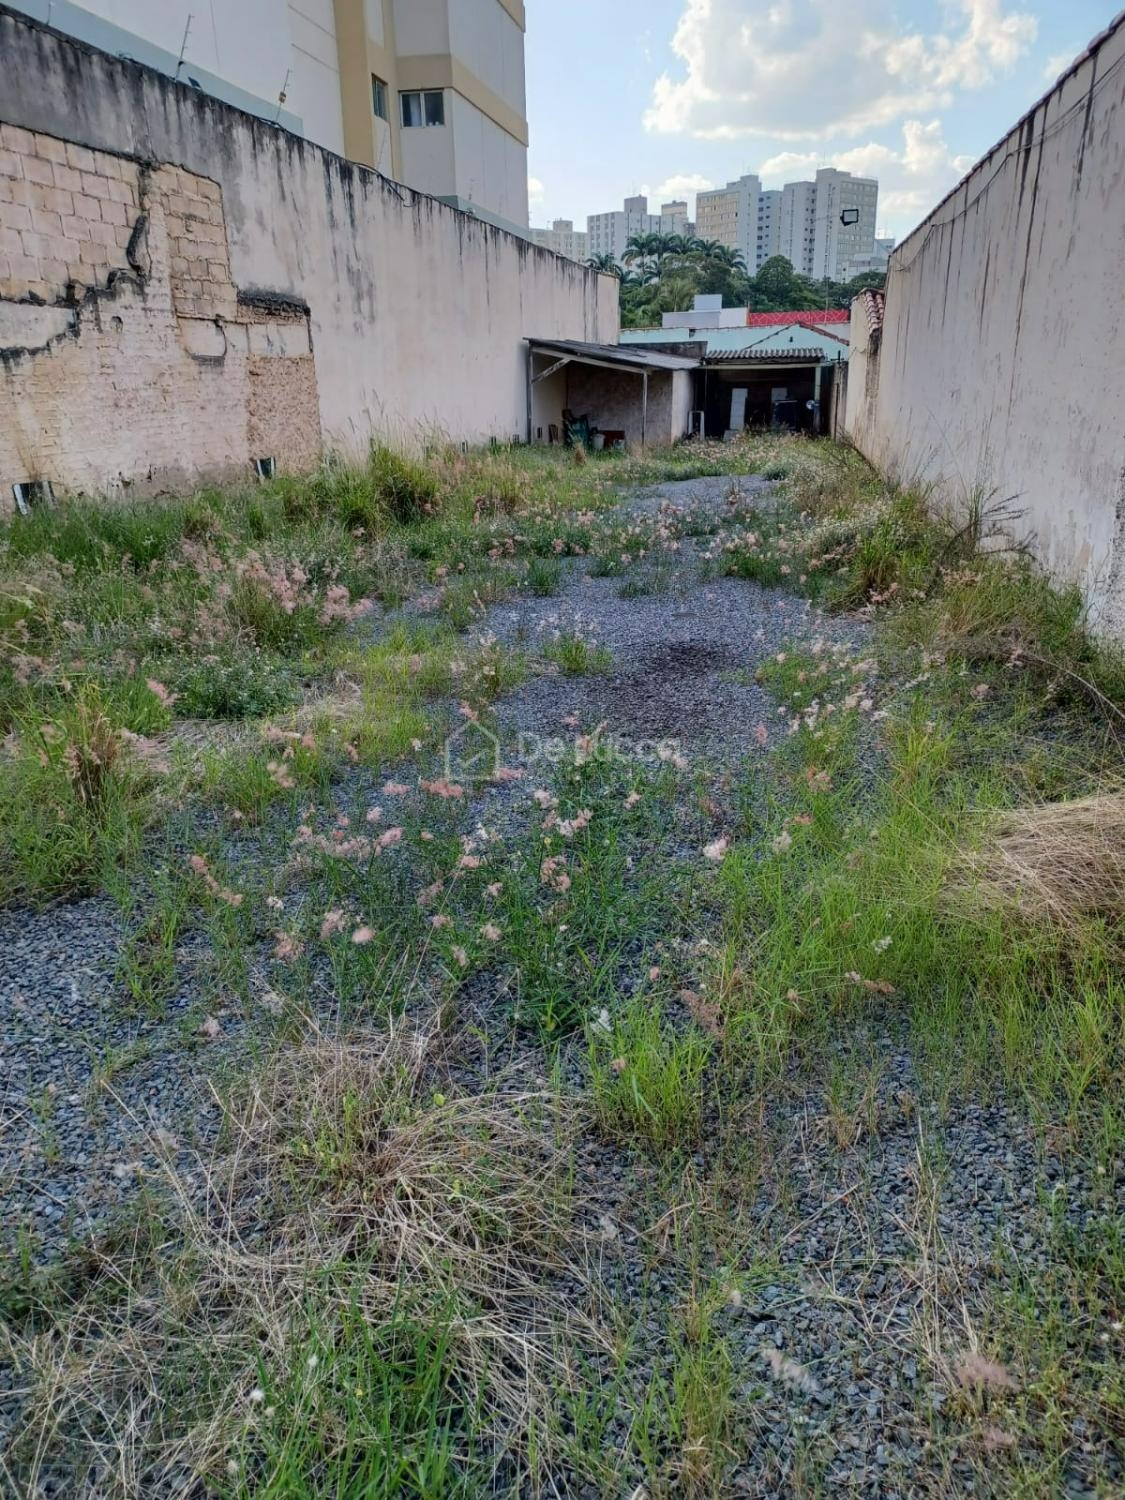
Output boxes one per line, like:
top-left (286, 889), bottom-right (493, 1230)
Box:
top-left (0, 5), bottom-right (615, 500)
top-left (845, 15), bottom-right (1125, 633)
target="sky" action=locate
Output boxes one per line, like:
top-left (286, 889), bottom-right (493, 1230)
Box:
top-left (525, 0), bottom-right (1119, 243)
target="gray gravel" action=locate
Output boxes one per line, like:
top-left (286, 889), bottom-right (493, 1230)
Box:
top-left (1, 470), bottom-right (1119, 1496)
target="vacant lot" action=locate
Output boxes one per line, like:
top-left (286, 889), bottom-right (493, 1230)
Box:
top-left (1, 439), bottom-right (1122, 1497)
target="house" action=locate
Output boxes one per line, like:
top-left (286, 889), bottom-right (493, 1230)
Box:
top-left (613, 297), bottom-right (849, 438)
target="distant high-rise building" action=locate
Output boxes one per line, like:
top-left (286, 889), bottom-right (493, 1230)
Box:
top-left (756, 189), bottom-right (781, 267)
top-left (774, 170), bottom-right (878, 280)
top-left (839, 235), bottom-right (895, 280)
top-left (779, 180), bottom-right (818, 276)
top-left (810, 168), bottom-right (879, 281)
top-left (696, 174), bottom-right (772, 270)
top-left (660, 200), bottom-right (693, 237)
top-left (530, 219), bottom-right (589, 262)
top-left (586, 194), bottom-right (689, 265)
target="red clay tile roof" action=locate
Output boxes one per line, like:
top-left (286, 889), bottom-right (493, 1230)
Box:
top-left (745, 309), bottom-right (850, 326)
top-left (859, 289), bottom-right (885, 333)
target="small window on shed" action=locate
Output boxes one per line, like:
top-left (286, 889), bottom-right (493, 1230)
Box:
top-left (371, 75), bottom-right (388, 121)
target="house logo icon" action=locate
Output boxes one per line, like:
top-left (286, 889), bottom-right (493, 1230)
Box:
top-left (444, 718), bottom-right (502, 783)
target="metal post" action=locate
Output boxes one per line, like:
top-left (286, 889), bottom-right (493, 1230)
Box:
top-left (641, 370), bottom-right (648, 450)
top-left (813, 363), bottom-right (822, 434)
top-left (525, 348), bottom-right (533, 444)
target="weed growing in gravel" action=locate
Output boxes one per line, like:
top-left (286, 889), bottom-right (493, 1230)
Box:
top-left (2, 1028), bottom-right (605, 1497)
top-left (618, 565), bottom-right (672, 598)
top-left (496, 752), bottom-right (686, 1034)
top-left (0, 685), bottom-right (155, 903)
top-left (544, 633), bottom-right (613, 675)
top-left (526, 555), bottom-right (563, 595)
top-left (588, 989), bottom-right (712, 1151)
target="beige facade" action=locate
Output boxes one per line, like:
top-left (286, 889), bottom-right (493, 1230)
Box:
top-left (336, 0), bottom-right (529, 233)
top-left (845, 14), bottom-right (1125, 635)
top-left (530, 220), bottom-right (588, 262)
top-left (4, 0), bottom-right (529, 234)
top-left (0, 10), bottom-right (615, 502)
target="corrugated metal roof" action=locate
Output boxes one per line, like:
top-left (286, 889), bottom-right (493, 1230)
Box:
top-left (702, 347), bottom-right (826, 364)
top-left (527, 338), bottom-right (700, 371)
top-left (620, 325), bottom-right (844, 359)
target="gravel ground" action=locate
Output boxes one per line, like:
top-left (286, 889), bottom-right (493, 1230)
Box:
top-left (1, 472), bottom-right (1119, 1494)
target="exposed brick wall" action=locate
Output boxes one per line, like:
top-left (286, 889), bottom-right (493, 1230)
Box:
top-left (0, 8), bottom-right (618, 508)
top-left (0, 125), bottom-right (141, 301)
top-left (245, 301), bottom-right (320, 471)
top-left (155, 164), bottom-right (237, 321)
top-left (0, 130), bottom-right (320, 504)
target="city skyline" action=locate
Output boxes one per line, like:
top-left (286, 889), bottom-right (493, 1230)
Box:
top-left (525, 0), bottom-right (1118, 242)
top-left (532, 168), bottom-right (888, 282)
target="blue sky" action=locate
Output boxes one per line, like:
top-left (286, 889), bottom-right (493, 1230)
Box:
top-left (525, 0), bottom-right (1117, 242)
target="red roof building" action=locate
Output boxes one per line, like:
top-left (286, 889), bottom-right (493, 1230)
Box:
top-left (745, 309), bottom-right (851, 327)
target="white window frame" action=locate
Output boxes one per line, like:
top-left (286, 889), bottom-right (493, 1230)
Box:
top-left (400, 89), bottom-right (446, 128)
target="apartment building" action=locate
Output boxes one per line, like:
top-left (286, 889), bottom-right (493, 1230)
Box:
top-left (530, 219), bottom-right (589, 261)
top-left (696, 174), bottom-right (774, 270)
top-left (810, 168), bottom-right (878, 282)
top-left (774, 170), bottom-right (879, 280)
top-left (756, 190), bottom-right (781, 268)
top-left (586, 195), bottom-right (693, 265)
top-left (5, 0), bottom-right (529, 234)
top-left (778, 180), bottom-right (818, 276)
top-left (839, 236), bottom-right (896, 279)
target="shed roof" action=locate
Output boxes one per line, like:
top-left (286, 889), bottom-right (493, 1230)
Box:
top-left (620, 325), bottom-right (845, 360)
top-left (702, 347), bottom-right (827, 365)
top-left (526, 338), bottom-right (699, 372)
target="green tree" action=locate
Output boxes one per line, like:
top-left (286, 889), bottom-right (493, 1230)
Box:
top-left (748, 256), bottom-right (822, 311)
top-left (585, 252), bottom-right (621, 277)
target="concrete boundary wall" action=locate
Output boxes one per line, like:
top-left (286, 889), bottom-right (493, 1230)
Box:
top-left (845, 13), bottom-right (1125, 635)
top-left (0, 4), bottom-right (616, 502)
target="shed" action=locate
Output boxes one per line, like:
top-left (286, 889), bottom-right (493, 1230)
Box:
top-left (526, 339), bottom-right (700, 449)
top-left (698, 347), bottom-right (843, 437)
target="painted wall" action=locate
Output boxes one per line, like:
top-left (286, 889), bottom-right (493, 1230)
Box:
top-left (288, 0), bottom-right (346, 154)
top-left (0, 6), bottom-right (616, 500)
top-left (445, 89), bottom-right (527, 226)
top-left (447, 0), bottom-right (526, 120)
top-left (845, 15), bottom-right (1125, 634)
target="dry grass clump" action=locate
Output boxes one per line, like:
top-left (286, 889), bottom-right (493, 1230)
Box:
top-left (949, 791), bottom-right (1125, 939)
top-left (3, 1026), bottom-right (602, 1497)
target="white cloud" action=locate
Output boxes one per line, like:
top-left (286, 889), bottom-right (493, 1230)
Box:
top-left (653, 172), bottom-right (716, 213)
top-left (758, 120), bottom-right (976, 231)
top-left (645, 0), bottom-right (1037, 141)
top-left (1042, 47), bottom-right (1077, 81)
top-left (527, 175), bottom-right (546, 210)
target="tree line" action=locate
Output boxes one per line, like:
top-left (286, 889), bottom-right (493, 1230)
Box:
top-left (587, 233), bottom-right (887, 327)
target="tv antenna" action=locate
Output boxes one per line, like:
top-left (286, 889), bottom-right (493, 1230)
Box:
top-left (175, 13), bottom-right (193, 79)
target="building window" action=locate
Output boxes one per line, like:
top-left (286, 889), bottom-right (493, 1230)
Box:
top-left (371, 75), bottom-right (388, 121)
top-left (401, 90), bottom-right (445, 128)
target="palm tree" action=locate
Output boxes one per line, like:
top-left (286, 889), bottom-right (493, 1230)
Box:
top-left (692, 240), bottom-right (745, 272)
top-left (623, 231), bottom-right (661, 272)
top-left (661, 234), bottom-right (692, 260)
top-left (585, 252), bottom-right (621, 277)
